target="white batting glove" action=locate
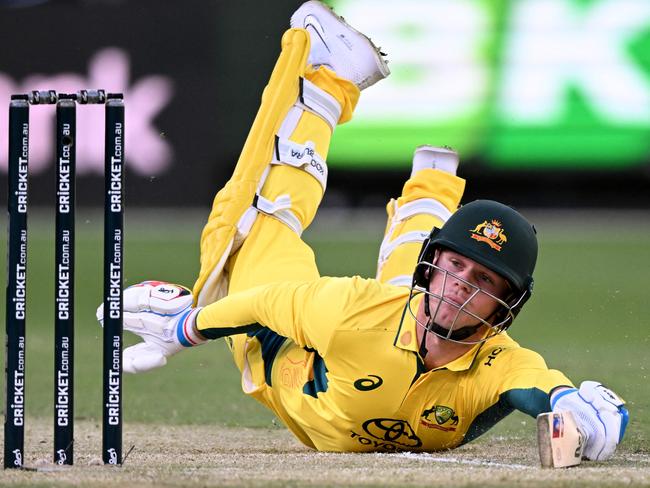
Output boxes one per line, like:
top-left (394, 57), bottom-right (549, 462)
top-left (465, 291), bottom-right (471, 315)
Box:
top-left (551, 381), bottom-right (629, 461)
top-left (96, 281), bottom-right (207, 373)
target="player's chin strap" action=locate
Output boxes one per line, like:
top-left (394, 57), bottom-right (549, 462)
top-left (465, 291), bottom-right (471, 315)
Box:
top-left (417, 286), bottom-right (483, 358)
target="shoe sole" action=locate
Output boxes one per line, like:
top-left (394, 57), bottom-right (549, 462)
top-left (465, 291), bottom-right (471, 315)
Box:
top-left (290, 0), bottom-right (390, 82)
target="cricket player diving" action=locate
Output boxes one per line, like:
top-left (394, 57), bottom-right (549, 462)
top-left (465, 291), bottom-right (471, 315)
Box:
top-left (97, 1), bottom-right (628, 463)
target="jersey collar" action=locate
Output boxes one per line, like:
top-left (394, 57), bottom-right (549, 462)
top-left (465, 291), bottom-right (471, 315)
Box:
top-left (394, 299), bottom-right (484, 372)
top-left (431, 343), bottom-right (484, 372)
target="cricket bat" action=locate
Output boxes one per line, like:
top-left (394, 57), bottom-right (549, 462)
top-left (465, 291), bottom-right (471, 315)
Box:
top-left (537, 411), bottom-right (585, 468)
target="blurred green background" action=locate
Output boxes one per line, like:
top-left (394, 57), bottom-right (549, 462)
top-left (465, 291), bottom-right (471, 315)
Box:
top-left (329, 0), bottom-right (650, 169)
top-left (1, 209), bottom-right (648, 450)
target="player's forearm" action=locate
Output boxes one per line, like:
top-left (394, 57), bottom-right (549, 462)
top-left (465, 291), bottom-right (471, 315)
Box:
top-left (502, 387), bottom-right (553, 418)
top-left (194, 312), bottom-right (263, 340)
top-left (195, 282), bottom-right (313, 346)
top-left (195, 277), bottom-right (350, 350)
top-left (195, 287), bottom-right (270, 339)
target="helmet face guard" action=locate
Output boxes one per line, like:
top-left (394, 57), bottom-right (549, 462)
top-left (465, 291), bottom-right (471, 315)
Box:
top-left (408, 260), bottom-right (530, 345)
top-left (410, 200), bottom-right (537, 345)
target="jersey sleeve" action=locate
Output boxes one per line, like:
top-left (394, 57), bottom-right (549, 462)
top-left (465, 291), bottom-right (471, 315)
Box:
top-left (496, 347), bottom-right (574, 417)
top-left (461, 346), bottom-right (574, 445)
top-left (195, 276), bottom-right (364, 354)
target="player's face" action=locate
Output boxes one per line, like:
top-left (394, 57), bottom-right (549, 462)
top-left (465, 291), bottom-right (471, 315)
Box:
top-left (426, 249), bottom-right (510, 330)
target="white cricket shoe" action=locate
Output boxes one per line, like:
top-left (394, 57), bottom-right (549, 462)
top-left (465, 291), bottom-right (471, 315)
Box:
top-left (290, 0), bottom-right (390, 90)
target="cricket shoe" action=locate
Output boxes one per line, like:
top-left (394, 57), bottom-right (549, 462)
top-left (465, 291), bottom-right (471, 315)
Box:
top-left (290, 0), bottom-right (390, 90)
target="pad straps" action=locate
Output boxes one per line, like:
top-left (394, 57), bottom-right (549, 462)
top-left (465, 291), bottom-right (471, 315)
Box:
top-left (297, 77), bottom-right (342, 131)
top-left (272, 136), bottom-right (328, 191)
top-left (268, 77), bottom-right (340, 192)
top-left (394, 198), bottom-right (452, 223)
top-left (253, 194), bottom-right (303, 236)
top-left (378, 230), bottom-right (430, 265)
top-left (377, 199), bottom-right (454, 286)
top-left (248, 77), bottom-right (342, 236)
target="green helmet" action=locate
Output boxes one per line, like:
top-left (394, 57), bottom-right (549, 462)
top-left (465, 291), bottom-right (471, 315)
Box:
top-left (413, 200), bottom-right (538, 336)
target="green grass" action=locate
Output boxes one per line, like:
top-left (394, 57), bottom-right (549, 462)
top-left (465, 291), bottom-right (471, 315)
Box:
top-left (1, 209), bottom-right (648, 452)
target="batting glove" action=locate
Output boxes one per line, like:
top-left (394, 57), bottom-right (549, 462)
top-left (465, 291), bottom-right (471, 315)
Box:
top-left (551, 381), bottom-right (629, 461)
top-left (96, 281), bottom-right (207, 373)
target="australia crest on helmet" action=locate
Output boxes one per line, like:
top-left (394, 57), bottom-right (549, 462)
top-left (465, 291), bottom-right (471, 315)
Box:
top-left (469, 219), bottom-right (508, 251)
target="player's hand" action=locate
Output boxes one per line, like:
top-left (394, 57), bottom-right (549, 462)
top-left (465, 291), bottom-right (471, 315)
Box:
top-left (96, 281), bottom-right (206, 373)
top-left (551, 381), bottom-right (628, 461)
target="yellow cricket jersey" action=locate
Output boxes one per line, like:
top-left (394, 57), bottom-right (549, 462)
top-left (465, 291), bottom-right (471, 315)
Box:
top-left (197, 276), bottom-right (573, 452)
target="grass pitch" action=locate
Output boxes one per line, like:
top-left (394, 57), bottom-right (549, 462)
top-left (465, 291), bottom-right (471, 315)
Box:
top-left (1, 420), bottom-right (649, 487)
top-left (0, 208), bottom-right (649, 486)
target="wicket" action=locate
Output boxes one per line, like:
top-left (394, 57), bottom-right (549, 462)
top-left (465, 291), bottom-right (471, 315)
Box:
top-left (4, 89), bottom-right (125, 468)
